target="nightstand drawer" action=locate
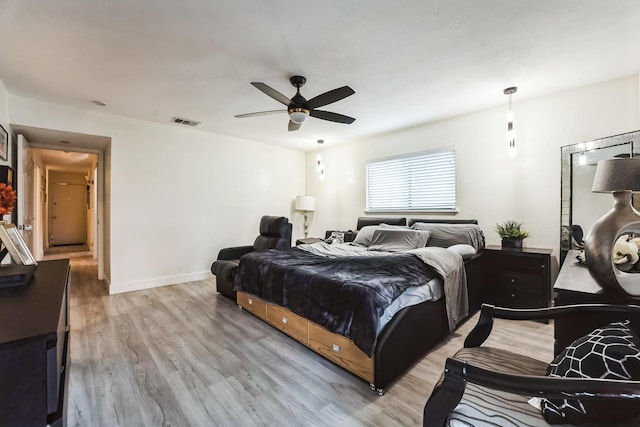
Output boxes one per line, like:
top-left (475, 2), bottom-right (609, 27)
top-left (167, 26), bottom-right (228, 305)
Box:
top-left (237, 292), bottom-right (267, 321)
top-left (488, 254), bottom-right (548, 274)
top-left (495, 271), bottom-right (543, 292)
top-left (266, 304), bottom-right (309, 344)
top-left (308, 323), bottom-right (374, 383)
top-left (502, 289), bottom-right (544, 308)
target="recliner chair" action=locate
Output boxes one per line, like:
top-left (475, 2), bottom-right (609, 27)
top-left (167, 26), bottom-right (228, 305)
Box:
top-left (211, 215), bottom-right (292, 300)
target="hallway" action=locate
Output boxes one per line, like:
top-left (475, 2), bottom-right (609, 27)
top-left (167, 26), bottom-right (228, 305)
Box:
top-left (43, 244), bottom-right (91, 260)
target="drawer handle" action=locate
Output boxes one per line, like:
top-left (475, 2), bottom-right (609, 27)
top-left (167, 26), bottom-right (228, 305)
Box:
top-left (282, 317), bottom-right (288, 324)
top-left (248, 298), bottom-right (253, 305)
top-left (510, 279), bottom-right (515, 283)
top-left (332, 344), bottom-right (341, 353)
top-left (511, 293), bottom-right (515, 297)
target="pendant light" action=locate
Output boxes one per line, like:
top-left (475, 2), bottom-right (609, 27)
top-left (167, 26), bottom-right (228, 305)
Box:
top-left (316, 139), bottom-right (325, 181)
top-left (504, 87), bottom-right (517, 158)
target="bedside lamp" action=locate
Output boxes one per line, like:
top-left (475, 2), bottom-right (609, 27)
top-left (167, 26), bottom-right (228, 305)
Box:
top-left (584, 158), bottom-right (640, 294)
top-left (295, 195), bottom-right (315, 238)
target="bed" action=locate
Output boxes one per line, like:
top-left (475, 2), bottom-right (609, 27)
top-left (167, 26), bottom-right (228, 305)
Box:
top-left (232, 217), bottom-right (485, 395)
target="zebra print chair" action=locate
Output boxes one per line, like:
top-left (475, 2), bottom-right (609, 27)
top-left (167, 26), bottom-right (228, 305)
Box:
top-left (423, 304), bottom-right (640, 426)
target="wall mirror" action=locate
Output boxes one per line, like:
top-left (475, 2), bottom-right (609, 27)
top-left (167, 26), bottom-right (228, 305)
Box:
top-left (560, 130), bottom-right (639, 265)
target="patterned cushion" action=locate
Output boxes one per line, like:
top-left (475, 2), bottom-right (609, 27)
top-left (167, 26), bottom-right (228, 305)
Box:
top-left (541, 321), bottom-right (640, 424)
top-left (445, 347), bottom-right (551, 426)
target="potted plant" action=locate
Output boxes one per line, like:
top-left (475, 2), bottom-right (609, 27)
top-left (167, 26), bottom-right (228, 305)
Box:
top-left (496, 220), bottom-right (530, 249)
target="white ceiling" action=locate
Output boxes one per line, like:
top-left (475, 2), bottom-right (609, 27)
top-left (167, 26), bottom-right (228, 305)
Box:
top-left (1, 1), bottom-right (640, 151)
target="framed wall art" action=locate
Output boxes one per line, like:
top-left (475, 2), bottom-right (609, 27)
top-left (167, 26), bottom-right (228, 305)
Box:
top-left (0, 124), bottom-right (7, 161)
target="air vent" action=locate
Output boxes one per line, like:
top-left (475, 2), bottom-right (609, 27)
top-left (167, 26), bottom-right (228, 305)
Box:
top-left (171, 117), bottom-right (201, 127)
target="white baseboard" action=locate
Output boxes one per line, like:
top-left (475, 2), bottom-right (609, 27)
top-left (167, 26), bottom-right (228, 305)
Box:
top-left (108, 271), bottom-right (212, 295)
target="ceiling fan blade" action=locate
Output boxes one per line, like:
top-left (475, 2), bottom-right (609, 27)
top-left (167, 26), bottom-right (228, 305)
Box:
top-left (309, 110), bottom-right (356, 124)
top-left (235, 109), bottom-right (286, 118)
top-left (251, 82), bottom-right (291, 106)
top-left (288, 120), bottom-right (302, 131)
top-left (307, 86), bottom-right (355, 109)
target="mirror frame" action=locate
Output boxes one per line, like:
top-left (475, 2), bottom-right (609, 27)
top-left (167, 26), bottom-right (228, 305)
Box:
top-left (560, 130), bottom-right (639, 265)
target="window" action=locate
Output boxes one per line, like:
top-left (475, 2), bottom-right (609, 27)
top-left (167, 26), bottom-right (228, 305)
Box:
top-left (366, 147), bottom-right (456, 212)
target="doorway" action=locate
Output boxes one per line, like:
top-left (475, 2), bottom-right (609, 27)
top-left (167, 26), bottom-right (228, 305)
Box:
top-left (11, 125), bottom-right (110, 280)
top-left (49, 171), bottom-right (89, 247)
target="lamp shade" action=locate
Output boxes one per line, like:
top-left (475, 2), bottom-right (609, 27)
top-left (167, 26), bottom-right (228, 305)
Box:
top-left (592, 158), bottom-right (640, 193)
top-left (295, 195), bottom-right (315, 212)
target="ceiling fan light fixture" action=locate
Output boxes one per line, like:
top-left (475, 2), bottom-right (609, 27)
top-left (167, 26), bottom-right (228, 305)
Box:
top-left (288, 107), bottom-right (309, 124)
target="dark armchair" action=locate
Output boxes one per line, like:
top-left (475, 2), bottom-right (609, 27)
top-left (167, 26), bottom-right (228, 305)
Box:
top-left (424, 304), bottom-right (640, 426)
top-left (211, 215), bottom-right (292, 300)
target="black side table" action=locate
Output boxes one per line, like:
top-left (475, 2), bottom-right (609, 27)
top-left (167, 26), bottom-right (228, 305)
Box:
top-left (483, 245), bottom-right (554, 313)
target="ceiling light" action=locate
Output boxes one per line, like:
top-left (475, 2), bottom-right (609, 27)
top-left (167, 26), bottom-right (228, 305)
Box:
top-left (288, 108), bottom-right (309, 124)
top-left (504, 87), bottom-right (517, 158)
top-left (579, 153), bottom-right (587, 165)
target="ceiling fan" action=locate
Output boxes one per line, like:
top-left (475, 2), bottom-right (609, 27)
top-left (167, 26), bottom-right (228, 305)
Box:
top-left (235, 76), bottom-right (355, 131)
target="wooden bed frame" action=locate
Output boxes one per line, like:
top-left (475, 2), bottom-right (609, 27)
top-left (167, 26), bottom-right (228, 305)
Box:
top-left (236, 218), bottom-right (484, 395)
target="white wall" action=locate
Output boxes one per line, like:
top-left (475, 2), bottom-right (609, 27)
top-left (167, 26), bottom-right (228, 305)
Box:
top-left (9, 96), bottom-right (305, 293)
top-left (305, 75), bottom-right (640, 260)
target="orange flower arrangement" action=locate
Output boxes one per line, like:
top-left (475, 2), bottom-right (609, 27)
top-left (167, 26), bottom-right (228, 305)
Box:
top-left (0, 183), bottom-right (16, 216)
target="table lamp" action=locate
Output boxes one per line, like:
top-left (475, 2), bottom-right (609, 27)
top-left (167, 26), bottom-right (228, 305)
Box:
top-left (295, 195), bottom-right (315, 238)
top-left (584, 158), bottom-right (640, 294)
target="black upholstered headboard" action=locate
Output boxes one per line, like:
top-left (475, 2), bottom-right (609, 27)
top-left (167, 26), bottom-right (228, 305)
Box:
top-left (356, 217), bottom-right (407, 230)
top-left (408, 218), bottom-right (478, 226)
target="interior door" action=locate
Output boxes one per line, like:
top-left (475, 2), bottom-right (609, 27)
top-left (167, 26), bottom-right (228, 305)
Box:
top-left (50, 183), bottom-right (87, 246)
top-left (16, 134), bottom-right (36, 255)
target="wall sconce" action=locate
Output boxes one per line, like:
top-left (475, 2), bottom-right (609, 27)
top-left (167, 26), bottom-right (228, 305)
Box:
top-left (295, 195), bottom-right (316, 238)
top-left (504, 87), bottom-right (517, 158)
top-left (316, 139), bottom-right (325, 181)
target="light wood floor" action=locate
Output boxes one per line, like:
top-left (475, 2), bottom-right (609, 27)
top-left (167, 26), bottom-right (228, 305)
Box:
top-left (67, 257), bottom-right (554, 427)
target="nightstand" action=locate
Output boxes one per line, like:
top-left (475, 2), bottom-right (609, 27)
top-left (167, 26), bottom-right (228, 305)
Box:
top-left (483, 245), bottom-right (553, 313)
top-left (295, 237), bottom-right (323, 245)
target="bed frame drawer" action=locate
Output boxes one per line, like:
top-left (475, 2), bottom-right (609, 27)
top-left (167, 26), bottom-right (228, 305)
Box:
top-left (308, 323), bottom-right (374, 383)
top-left (266, 304), bottom-right (309, 344)
top-left (237, 292), bottom-right (267, 320)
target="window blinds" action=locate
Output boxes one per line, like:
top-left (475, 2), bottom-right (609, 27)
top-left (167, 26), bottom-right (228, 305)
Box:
top-left (366, 148), bottom-right (456, 211)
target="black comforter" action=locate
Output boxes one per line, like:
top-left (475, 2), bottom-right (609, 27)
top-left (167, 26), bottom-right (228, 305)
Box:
top-left (233, 248), bottom-right (439, 356)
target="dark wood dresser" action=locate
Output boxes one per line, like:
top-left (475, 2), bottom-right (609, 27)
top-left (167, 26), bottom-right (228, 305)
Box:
top-left (554, 250), bottom-right (640, 354)
top-left (483, 245), bottom-right (553, 311)
top-left (0, 259), bottom-right (70, 427)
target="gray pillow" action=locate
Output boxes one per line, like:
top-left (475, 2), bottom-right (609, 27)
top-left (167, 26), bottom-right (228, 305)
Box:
top-left (368, 229), bottom-right (430, 252)
top-left (379, 223), bottom-right (409, 229)
top-left (352, 225), bottom-right (380, 247)
top-left (411, 223), bottom-right (485, 250)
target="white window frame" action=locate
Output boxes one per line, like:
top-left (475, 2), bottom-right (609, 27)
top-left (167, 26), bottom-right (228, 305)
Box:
top-left (365, 147), bottom-right (457, 213)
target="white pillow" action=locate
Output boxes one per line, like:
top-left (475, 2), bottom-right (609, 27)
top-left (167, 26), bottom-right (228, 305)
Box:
top-left (447, 244), bottom-right (477, 260)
